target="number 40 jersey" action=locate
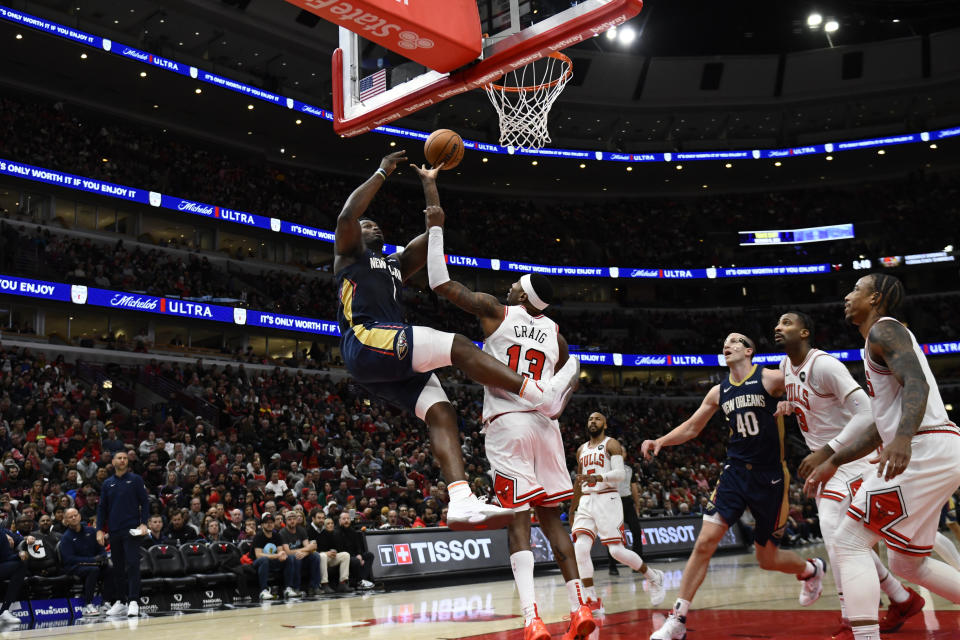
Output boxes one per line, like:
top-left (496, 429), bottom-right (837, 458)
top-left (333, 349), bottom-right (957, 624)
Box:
top-left (482, 305), bottom-right (561, 423)
top-left (719, 364), bottom-right (786, 467)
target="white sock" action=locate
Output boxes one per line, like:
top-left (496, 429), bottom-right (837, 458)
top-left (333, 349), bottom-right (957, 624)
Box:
top-left (673, 598), bottom-right (691, 619)
top-left (933, 532), bottom-right (960, 571)
top-left (448, 480), bottom-right (472, 504)
top-left (838, 592), bottom-right (847, 621)
top-left (585, 585), bottom-right (597, 601)
top-left (873, 551), bottom-right (910, 604)
top-left (510, 550), bottom-right (537, 624)
top-left (519, 378), bottom-right (544, 404)
top-left (800, 559), bottom-right (817, 579)
top-left (565, 579), bottom-right (585, 612)
top-left (852, 624), bottom-right (880, 639)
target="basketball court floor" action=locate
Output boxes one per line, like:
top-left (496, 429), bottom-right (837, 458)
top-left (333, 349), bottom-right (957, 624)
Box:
top-left (6, 539), bottom-right (959, 640)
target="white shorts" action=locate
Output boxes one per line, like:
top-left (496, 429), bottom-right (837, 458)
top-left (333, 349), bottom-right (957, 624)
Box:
top-left (847, 425), bottom-right (960, 557)
top-left (818, 455), bottom-right (874, 515)
top-left (485, 411), bottom-right (573, 510)
top-left (572, 491), bottom-right (626, 546)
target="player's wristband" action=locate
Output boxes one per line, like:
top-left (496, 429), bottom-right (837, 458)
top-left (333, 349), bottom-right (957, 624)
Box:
top-left (374, 168), bottom-right (388, 180)
top-left (427, 227), bottom-right (450, 290)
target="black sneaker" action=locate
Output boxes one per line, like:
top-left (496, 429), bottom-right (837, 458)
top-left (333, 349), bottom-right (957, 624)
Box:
top-left (321, 584), bottom-right (335, 594)
top-left (608, 565), bottom-right (620, 576)
top-left (335, 582), bottom-right (352, 593)
top-left (307, 587), bottom-right (320, 597)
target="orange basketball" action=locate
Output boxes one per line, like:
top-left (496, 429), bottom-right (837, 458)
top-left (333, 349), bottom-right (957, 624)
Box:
top-left (424, 129), bottom-right (464, 170)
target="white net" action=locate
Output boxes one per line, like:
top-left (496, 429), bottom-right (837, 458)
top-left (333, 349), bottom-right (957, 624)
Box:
top-left (483, 52), bottom-right (572, 150)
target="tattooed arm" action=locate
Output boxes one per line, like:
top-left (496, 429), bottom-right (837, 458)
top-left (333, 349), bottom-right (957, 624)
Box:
top-left (867, 320), bottom-right (930, 480)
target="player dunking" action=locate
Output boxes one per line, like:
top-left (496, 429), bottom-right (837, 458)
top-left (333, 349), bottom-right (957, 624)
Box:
top-left (425, 227), bottom-right (592, 640)
top-left (805, 275), bottom-right (960, 640)
top-left (774, 311), bottom-right (924, 638)
top-left (569, 412), bottom-right (665, 613)
top-left (643, 333), bottom-right (826, 640)
top-left (334, 151), bottom-right (579, 530)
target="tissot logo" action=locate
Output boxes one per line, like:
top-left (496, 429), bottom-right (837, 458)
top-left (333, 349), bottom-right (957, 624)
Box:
top-left (379, 539), bottom-right (494, 566)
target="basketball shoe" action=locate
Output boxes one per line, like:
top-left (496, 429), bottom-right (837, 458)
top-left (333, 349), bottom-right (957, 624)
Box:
top-left (650, 612), bottom-right (686, 640)
top-left (447, 494), bottom-right (514, 531)
top-left (830, 618), bottom-right (852, 639)
top-left (524, 617), bottom-right (551, 640)
top-left (798, 557), bottom-right (826, 606)
top-left (879, 586), bottom-right (925, 632)
top-left (646, 568), bottom-right (667, 606)
top-left (533, 356), bottom-right (580, 419)
top-left (562, 604), bottom-right (597, 640)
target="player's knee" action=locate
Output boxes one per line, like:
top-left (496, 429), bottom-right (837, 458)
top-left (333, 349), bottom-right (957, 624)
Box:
top-left (888, 551), bottom-right (925, 582)
top-left (755, 548), bottom-right (778, 570)
top-left (411, 326), bottom-right (455, 372)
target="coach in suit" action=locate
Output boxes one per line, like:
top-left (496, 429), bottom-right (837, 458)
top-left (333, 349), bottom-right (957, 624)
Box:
top-left (97, 451), bottom-right (150, 617)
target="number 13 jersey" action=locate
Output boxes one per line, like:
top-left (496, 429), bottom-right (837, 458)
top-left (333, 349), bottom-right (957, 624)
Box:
top-left (482, 305), bottom-right (560, 423)
top-left (720, 364), bottom-right (785, 467)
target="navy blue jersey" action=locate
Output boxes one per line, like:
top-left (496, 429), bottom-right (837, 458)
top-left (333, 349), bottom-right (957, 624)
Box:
top-left (719, 364), bottom-right (785, 467)
top-left (337, 250), bottom-right (405, 332)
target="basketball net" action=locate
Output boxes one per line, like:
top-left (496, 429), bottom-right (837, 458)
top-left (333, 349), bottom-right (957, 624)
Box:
top-left (483, 52), bottom-right (572, 150)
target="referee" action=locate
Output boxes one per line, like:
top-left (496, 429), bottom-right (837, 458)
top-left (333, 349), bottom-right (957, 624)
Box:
top-left (97, 451), bottom-right (150, 617)
top-left (607, 458), bottom-right (644, 575)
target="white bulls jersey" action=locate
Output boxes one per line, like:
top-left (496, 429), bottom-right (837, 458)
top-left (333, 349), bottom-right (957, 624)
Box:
top-left (578, 436), bottom-right (616, 494)
top-left (864, 317), bottom-right (953, 446)
top-left (780, 349), bottom-right (864, 451)
top-left (482, 305), bottom-right (560, 422)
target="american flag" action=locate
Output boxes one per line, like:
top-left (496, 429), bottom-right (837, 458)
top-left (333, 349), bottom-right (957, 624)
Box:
top-left (359, 69), bottom-right (387, 101)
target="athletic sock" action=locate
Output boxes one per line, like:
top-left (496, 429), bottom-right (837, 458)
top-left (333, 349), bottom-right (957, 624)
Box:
top-left (584, 585), bottom-right (597, 602)
top-left (852, 624), bottom-right (880, 639)
top-left (673, 598), bottom-right (690, 620)
top-left (565, 579), bottom-right (586, 612)
top-left (838, 592), bottom-right (847, 621)
top-left (510, 551), bottom-right (537, 623)
top-left (447, 480), bottom-right (473, 504)
top-left (800, 559), bottom-right (817, 579)
top-left (872, 552), bottom-right (910, 604)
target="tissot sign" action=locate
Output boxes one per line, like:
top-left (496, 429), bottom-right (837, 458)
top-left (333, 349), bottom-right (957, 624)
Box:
top-left (372, 530), bottom-right (497, 578)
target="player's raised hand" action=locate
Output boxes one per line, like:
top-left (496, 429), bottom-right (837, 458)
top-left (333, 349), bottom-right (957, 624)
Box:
top-left (803, 458), bottom-right (838, 498)
top-left (379, 150), bottom-right (408, 176)
top-left (410, 162), bottom-right (444, 181)
top-left (774, 401), bottom-right (794, 417)
top-left (873, 434), bottom-right (911, 481)
top-left (640, 439), bottom-right (661, 460)
top-left (424, 205), bottom-right (445, 229)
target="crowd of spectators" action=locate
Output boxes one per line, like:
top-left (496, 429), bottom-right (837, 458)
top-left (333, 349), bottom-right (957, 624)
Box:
top-left (2, 92), bottom-right (959, 271)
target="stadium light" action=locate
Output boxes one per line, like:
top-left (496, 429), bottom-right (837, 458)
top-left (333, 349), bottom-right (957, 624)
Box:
top-left (824, 20), bottom-right (839, 32)
top-left (605, 27), bottom-right (617, 40)
top-left (618, 26), bottom-right (636, 44)
top-left (807, 13), bottom-right (823, 28)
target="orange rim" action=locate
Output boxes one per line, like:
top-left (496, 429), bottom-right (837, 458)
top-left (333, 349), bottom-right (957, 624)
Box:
top-left (485, 52), bottom-right (573, 93)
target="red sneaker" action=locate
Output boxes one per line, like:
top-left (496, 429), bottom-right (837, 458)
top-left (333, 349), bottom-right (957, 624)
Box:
top-left (830, 618), bottom-right (852, 639)
top-left (524, 617), bottom-right (551, 640)
top-left (562, 605), bottom-right (597, 640)
top-left (585, 598), bottom-right (604, 628)
top-left (880, 586), bottom-right (925, 632)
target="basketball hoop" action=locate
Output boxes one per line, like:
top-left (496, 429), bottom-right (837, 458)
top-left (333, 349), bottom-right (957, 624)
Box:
top-left (483, 52), bottom-right (573, 150)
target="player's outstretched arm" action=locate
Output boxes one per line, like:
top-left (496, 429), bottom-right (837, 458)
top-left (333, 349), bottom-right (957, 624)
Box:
top-left (641, 384), bottom-right (721, 459)
top-left (335, 151), bottom-right (408, 262)
top-left (867, 320), bottom-right (930, 479)
top-left (392, 162), bottom-right (444, 280)
top-left (425, 207), bottom-right (503, 325)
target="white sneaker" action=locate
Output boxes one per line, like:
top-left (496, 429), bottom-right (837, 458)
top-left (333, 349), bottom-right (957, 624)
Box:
top-left (534, 355), bottom-right (580, 419)
top-left (447, 495), bottom-right (515, 531)
top-left (127, 601), bottom-right (139, 617)
top-left (650, 613), bottom-right (686, 640)
top-left (799, 557), bottom-right (826, 606)
top-left (105, 601), bottom-right (128, 617)
top-left (0, 610), bottom-right (20, 624)
top-left (260, 589), bottom-right (276, 601)
top-left (359, 579), bottom-right (375, 590)
top-left (283, 587), bottom-right (300, 599)
top-left (646, 568), bottom-right (667, 607)
top-left (81, 604), bottom-right (101, 618)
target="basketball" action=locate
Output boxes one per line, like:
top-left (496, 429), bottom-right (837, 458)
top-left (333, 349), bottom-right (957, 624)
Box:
top-left (424, 129), bottom-right (464, 170)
